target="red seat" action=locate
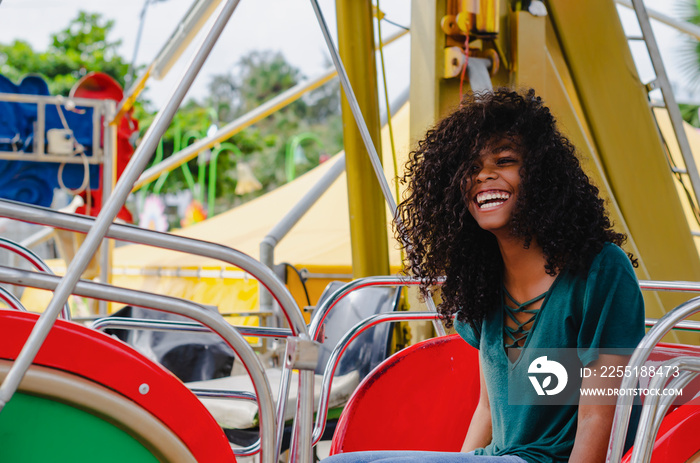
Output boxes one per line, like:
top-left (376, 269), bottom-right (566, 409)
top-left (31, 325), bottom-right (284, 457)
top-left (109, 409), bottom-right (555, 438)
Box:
top-left (330, 334), bottom-right (480, 455)
top-left (330, 334), bottom-right (700, 462)
top-left (0, 310), bottom-right (234, 462)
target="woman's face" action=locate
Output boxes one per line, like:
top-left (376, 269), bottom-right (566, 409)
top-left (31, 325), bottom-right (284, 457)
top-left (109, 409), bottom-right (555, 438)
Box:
top-left (465, 139), bottom-right (523, 236)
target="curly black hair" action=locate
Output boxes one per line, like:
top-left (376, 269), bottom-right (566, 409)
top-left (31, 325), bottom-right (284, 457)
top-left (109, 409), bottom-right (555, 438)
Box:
top-left (396, 88), bottom-right (634, 328)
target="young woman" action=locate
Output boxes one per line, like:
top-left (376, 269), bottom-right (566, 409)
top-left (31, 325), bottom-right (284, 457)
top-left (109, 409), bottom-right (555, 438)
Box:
top-left (324, 89), bottom-right (645, 462)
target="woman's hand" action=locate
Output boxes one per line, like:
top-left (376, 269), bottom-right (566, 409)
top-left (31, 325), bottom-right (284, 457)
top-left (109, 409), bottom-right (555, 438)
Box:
top-left (569, 354), bottom-right (630, 463)
top-left (461, 356), bottom-right (493, 452)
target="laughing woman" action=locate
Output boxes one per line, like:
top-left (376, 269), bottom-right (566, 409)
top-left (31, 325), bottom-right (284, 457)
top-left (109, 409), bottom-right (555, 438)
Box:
top-left (323, 89), bottom-right (645, 462)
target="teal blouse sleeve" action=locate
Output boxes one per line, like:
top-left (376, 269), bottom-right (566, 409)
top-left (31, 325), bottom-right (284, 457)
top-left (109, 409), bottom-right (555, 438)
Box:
top-left (454, 317), bottom-right (481, 350)
top-left (577, 243), bottom-right (646, 367)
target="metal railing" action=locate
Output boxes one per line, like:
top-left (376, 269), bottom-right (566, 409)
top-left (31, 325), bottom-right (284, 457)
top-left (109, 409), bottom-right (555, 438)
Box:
top-left (0, 195), bottom-right (312, 463)
top-left (607, 295), bottom-right (700, 462)
top-left (0, 264), bottom-right (273, 458)
top-left (0, 237), bottom-right (70, 319)
top-left (305, 275), bottom-right (700, 451)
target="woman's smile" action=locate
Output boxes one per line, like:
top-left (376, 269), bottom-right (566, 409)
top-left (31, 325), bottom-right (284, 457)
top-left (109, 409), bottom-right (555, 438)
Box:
top-left (466, 139), bottom-right (523, 235)
top-left (474, 189), bottom-right (512, 210)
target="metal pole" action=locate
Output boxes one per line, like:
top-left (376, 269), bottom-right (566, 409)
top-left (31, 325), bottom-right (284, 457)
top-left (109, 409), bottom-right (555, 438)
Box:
top-left (629, 0), bottom-right (700, 215)
top-left (0, 0), bottom-right (242, 417)
top-left (0, 199), bottom-right (306, 336)
top-left (309, 0), bottom-right (446, 335)
top-left (99, 100), bottom-right (118, 316)
top-left (334, 0), bottom-right (389, 279)
top-left (616, 0), bottom-right (700, 41)
top-left (309, 0), bottom-right (396, 214)
top-left (132, 27), bottom-right (406, 188)
top-left (259, 154), bottom-right (346, 329)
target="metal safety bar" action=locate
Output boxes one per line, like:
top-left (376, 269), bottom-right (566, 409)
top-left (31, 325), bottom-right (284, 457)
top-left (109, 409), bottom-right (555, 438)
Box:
top-left (0, 286), bottom-right (25, 312)
top-left (0, 198), bottom-right (314, 463)
top-left (0, 237), bottom-right (70, 319)
top-left (188, 388), bottom-right (261, 457)
top-left (0, 199), bottom-right (306, 335)
top-left (645, 317), bottom-right (700, 332)
top-left (633, 356), bottom-right (700, 463)
top-left (91, 317), bottom-right (294, 339)
top-left (607, 296), bottom-right (700, 462)
top-left (312, 311), bottom-right (440, 446)
top-left (0, 264), bottom-right (274, 459)
top-left (91, 317), bottom-right (294, 457)
top-left (309, 275), bottom-right (444, 340)
top-left (0, 197), bottom-right (317, 462)
top-left (260, 153), bottom-right (346, 330)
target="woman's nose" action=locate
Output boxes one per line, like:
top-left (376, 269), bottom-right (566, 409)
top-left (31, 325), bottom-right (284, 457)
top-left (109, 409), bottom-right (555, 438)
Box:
top-left (476, 165), bottom-right (497, 182)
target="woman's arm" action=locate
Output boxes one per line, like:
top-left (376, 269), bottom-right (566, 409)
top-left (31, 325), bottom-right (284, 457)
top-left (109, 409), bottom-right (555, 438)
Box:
top-left (461, 359), bottom-right (492, 452)
top-left (569, 354), bottom-right (630, 463)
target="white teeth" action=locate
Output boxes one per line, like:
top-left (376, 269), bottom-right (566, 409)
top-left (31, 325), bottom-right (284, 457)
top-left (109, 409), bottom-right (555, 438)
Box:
top-left (476, 191), bottom-right (510, 208)
top-left (480, 201), bottom-right (505, 210)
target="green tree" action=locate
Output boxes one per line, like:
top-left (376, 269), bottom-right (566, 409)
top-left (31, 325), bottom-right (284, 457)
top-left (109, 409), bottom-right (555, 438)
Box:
top-left (677, 0), bottom-right (700, 127)
top-left (0, 11), bottom-right (130, 95)
top-left (146, 50), bottom-right (342, 215)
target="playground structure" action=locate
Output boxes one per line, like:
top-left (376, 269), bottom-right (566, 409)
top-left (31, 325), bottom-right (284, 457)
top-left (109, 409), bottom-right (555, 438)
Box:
top-left (1, 0), bottom-right (700, 462)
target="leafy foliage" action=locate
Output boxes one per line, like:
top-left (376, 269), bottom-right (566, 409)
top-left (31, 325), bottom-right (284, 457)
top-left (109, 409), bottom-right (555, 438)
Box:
top-left (676, 1), bottom-right (700, 126)
top-left (142, 50), bottom-right (343, 216)
top-left (0, 11), bottom-right (130, 95)
top-left (0, 10), bottom-right (343, 221)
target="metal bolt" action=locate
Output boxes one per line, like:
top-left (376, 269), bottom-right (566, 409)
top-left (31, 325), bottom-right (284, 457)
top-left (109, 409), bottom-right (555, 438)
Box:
top-left (139, 383), bottom-right (150, 395)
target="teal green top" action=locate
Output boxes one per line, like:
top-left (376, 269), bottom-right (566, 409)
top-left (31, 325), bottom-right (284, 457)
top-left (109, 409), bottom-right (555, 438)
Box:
top-left (455, 243), bottom-right (645, 463)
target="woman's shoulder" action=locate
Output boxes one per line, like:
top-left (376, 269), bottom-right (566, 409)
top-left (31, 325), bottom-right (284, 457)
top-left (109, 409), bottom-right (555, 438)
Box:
top-left (589, 242), bottom-right (634, 274)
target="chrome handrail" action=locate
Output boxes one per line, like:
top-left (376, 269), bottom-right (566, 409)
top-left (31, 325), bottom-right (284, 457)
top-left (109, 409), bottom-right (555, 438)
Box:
top-left (0, 237), bottom-right (70, 319)
top-left (634, 357), bottom-right (700, 462)
top-left (607, 296), bottom-right (700, 462)
top-left (0, 198), bottom-right (315, 463)
top-left (0, 286), bottom-right (26, 312)
top-left (0, 199), bottom-right (306, 336)
top-left (0, 265), bottom-right (273, 458)
top-left (188, 388), bottom-right (261, 457)
top-left (91, 317), bottom-right (293, 339)
top-left (0, 198), bottom-right (314, 463)
top-left (308, 275), bottom-right (443, 341)
top-left (312, 311), bottom-right (440, 446)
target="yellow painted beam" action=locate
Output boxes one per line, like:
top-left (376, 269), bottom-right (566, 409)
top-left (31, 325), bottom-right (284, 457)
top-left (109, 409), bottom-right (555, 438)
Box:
top-left (336, 0), bottom-right (390, 278)
top-left (546, 0), bottom-right (700, 342)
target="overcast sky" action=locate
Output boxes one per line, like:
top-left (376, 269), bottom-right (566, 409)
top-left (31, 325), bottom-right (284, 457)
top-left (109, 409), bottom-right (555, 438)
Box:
top-left (0, 0), bottom-right (411, 108)
top-left (0, 0), bottom-right (697, 105)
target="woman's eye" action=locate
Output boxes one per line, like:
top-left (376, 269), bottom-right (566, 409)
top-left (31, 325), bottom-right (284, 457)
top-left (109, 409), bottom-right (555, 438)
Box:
top-left (497, 157), bottom-right (516, 165)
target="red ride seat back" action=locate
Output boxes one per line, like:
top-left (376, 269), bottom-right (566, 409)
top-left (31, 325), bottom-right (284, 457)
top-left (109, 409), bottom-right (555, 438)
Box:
top-left (330, 334), bottom-right (480, 455)
top-left (0, 310), bottom-right (234, 462)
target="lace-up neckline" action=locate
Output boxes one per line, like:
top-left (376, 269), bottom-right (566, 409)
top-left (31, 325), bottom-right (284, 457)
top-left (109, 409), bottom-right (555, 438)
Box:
top-left (503, 287), bottom-right (548, 349)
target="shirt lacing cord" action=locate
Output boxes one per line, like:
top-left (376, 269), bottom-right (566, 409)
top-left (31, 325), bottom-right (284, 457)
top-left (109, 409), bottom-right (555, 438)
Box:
top-left (503, 287), bottom-right (548, 349)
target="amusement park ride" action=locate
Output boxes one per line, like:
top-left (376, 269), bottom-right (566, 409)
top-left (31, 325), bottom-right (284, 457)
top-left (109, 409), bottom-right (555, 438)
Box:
top-left (1, 0), bottom-right (700, 462)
